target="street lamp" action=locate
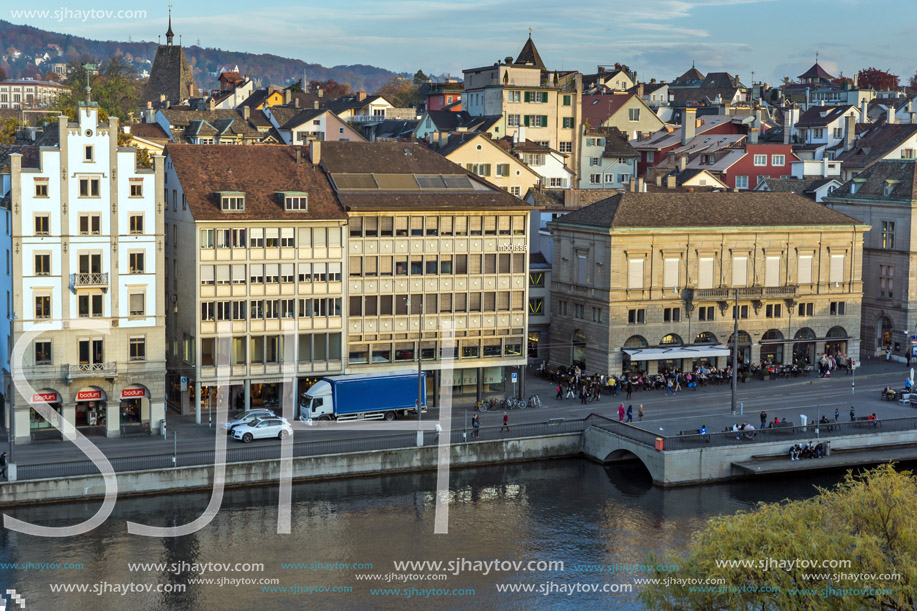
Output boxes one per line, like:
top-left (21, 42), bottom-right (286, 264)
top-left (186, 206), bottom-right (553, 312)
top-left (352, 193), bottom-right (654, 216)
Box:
top-left (406, 295), bottom-right (423, 447)
top-left (731, 289), bottom-right (738, 415)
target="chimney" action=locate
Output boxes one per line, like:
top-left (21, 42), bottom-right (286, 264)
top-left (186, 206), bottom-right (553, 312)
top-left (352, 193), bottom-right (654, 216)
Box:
top-left (160, 93), bottom-right (166, 103)
top-left (242, 105), bottom-right (250, 120)
top-left (313, 100), bottom-right (319, 110)
top-left (805, 87), bottom-right (810, 108)
top-left (666, 174), bottom-right (677, 189)
top-left (629, 177), bottom-right (637, 192)
top-left (750, 127), bottom-right (759, 145)
top-left (637, 177), bottom-right (645, 192)
top-left (310, 140), bottom-right (321, 165)
top-left (887, 106), bottom-right (895, 125)
top-left (295, 147), bottom-right (302, 165)
top-left (284, 89), bottom-right (291, 105)
top-left (860, 98), bottom-right (868, 122)
top-left (682, 107), bottom-right (697, 145)
top-left (294, 97), bottom-right (300, 109)
top-left (655, 174), bottom-right (662, 186)
top-left (822, 157), bottom-right (829, 176)
top-left (358, 91), bottom-right (367, 102)
top-left (637, 83), bottom-right (644, 99)
top-left (845, 114), bottom-right (855, 151)
top-left (317, 88), bottom-right (324, 98)
top-left (678, 155), bottom-right (687, 171)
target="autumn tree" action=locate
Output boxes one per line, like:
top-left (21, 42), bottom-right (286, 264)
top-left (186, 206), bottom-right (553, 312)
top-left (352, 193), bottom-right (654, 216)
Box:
top-left (907, 70), bottom-right (917, 95)
top-left (0, 66), bottom-right (6, 81)
top-left (639, 464), bottom-right (917, 611)
top-left (0, 118), bottom-right (19, 145)
top-left (54, 57), bottom-right (140, 121)
top-left (856, 67), bottom-right (900, 91)
top-left (284, 78), bottom-right (303, 93)
top-left (308, 78), bottom-right (351, 98)
top-left (375, 76), bottom-right (420, 108)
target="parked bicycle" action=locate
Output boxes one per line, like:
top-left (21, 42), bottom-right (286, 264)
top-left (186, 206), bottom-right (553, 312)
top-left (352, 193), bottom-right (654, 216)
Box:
top-left (527, 394), bottom-right (543, 408)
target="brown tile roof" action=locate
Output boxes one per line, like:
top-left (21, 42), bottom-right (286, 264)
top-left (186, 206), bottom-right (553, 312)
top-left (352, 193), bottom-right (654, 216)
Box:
top-left (798, 62), bottom-right (835, 81)
top-left (795, 105), bottom-right (855, 128)
top-left (126, 123), bottom-right (170, 141)
top-left (834, 123), bottom-right (917, 171)
top-left (581, 93), bottom-right (634, 129)
top-left (673, 66), bottom-right (705, 85)
top-left (321, 141), bottom-right (470, 174)
top-left (827, 159), bottom-right (917, 202)
top-left (515, 37), bottom-right (546, 71)
top-left (165, 144), bottom-right (345, 221)
top-left (553, 192), bottom-right (862, 229)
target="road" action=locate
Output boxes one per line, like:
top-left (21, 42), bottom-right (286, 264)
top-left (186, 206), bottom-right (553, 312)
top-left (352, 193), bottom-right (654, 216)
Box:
top-left (9, 357), bottom-right (916, 467)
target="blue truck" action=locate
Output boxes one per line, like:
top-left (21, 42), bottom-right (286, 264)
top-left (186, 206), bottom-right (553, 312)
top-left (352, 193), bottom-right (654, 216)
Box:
top-left (299, 371), bottom-right (427, 422)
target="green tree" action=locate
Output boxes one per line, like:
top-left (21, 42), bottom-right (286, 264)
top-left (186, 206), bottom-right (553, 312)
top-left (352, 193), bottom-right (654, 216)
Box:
top-left (639, 464), bottom-right (917, 611)
top-left (54, 57), bottom-right (140, 121)
top-left (412, 69), bottom-right (428, 84)
top-left (0, 117), bottom-right (19, 145)
top-left (284, 78), bottom-right (303, 93)
top-left (375, 76), bottom-right (419, 108)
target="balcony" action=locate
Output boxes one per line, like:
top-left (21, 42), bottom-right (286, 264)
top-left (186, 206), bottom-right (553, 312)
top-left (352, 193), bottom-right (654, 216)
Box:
top-left (683, 285), bottom-right (798, 301)
top-left (72, 273), bottom-right (108, 289)
top-left (68, 362), bottom-right (117, 378)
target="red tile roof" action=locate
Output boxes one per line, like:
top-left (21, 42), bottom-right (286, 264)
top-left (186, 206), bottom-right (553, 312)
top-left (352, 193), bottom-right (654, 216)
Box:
top-left (581, 93), bottom-right (634, 129)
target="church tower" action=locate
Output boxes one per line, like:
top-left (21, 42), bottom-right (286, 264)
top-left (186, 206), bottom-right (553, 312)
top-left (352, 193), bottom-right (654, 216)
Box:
top-left (142, 7), bottom-right (197, 106)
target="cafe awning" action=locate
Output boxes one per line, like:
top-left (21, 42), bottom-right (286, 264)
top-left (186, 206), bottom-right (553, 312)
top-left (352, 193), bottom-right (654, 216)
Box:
top-left (623, 345), bottom-right (732, 361)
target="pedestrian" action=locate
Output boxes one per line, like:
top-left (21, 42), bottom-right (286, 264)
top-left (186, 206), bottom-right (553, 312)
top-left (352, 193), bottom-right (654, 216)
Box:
top-left (580, 386), bottom-right (588, 405)
top-left (638, 404), bottom-right (644, 421)
top-left (0, 452), bottom-right (6, 480)
top-left (886, 347), bottom-right (891, 361)
top-left (556, 384), bottom-right (563, 400)
top-left (434, 422), bottom-right (442, 442)
top-left (834, 408), bottom-right (839, 422)
top-left (760, 410), bottom-right (767, 428)
top-left (849, 406), bottom-right (855, 422)
top-left (472, 414), bottom-right (480, 438)
top-left (626, 405), bottom-right (633, 422)
top-left (665, 378), bottom-right (674, 396)
top-left (501, 412), bottom-right (509, 432)
top-left (618, 403), bottom-right (625, 422)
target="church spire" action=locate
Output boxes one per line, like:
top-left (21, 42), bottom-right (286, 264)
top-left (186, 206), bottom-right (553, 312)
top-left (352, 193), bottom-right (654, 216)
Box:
top-left (166, 4), bottom-right (175, 45)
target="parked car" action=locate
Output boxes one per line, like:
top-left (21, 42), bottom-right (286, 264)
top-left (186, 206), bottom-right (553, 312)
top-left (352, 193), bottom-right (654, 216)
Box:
top-left (224, 409), bottom-right (276, 435)
top-left (231, 417), bottom-right (293, 443)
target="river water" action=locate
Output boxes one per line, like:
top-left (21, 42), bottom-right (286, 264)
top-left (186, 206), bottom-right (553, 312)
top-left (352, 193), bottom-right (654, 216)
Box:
top-left (0, 459), bottom-right (860, 610)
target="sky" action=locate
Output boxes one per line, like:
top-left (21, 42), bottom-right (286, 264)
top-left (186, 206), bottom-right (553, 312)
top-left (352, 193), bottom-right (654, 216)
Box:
top-left (6, 0), bottom-right (916, 86)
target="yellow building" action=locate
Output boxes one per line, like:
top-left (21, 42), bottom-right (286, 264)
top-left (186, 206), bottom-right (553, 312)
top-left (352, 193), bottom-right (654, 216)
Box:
top-left (549, 192), bottom-right (868, 375)
top-left (429, 132), bottom-right (541, 197)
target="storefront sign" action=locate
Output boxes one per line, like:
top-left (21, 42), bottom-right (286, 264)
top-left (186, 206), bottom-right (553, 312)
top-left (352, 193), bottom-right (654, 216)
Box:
top-left (31, 392), bottom-right (59, 403)
top-left (121, 388), bottom-right (147, 399)
top-left (77, 390), bottom-right (103, 401)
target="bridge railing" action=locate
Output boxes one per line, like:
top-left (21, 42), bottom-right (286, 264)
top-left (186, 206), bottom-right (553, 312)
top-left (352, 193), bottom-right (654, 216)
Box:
top-left (659, 416), bottom-right (917, 450)
top-left (584, 413), bottom-right (660, 447)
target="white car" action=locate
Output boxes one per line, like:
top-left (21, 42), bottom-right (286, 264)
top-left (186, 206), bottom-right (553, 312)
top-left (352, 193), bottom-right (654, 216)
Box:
top-left (231, 417), bottom-right (293, 443)
top-left (224, 409), bottom-right (276, 435)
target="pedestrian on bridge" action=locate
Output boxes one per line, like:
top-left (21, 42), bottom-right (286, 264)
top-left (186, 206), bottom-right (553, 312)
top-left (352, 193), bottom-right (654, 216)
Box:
top-left (501, 412), bottom-right (509, 432)
top-left (760, 411), bottom-right (767, 427)
top-left (638, 404), bottom-right (644, 421)
top-left (849, 406), bottom-right (855, 422)
top-left (834, 408), bottom-right (839, 422)
top-left (626, 405), bottom-right (633, 422)
top-left (618, 404), bottom-right (625, 422)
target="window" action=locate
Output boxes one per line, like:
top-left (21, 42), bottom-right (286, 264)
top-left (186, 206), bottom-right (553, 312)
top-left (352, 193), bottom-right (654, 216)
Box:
top-left (250, 228), bottom-right (264, 247)
top-left (79, 214), bottom-right (101, 235)
top-left (129, 214), bottom-right (143, 234)
top-left (34, 253), bottom-right (50, 276)
top-left (589, 157), bottom-right (601, 167)
top-left (589, 174), bottom-right (601, 185)
top-left (902, 149), bottom-right (917, 159)
top-left (771, 155), bottom-right (785, 166)
top-left (881, 221), bottom-right (895, 249)
top-left (628, 309), bottom-right (645, 324)
top-left (766, 304), bottom-right (782, 318)
top-left (34, 215), bottom-right (49, 235)
top-left (129, 252), bottom-right (145, 273)
top-left (628, 107), bottom-right (640, 121)
top-left (562, 117), bottom-right (574, 128)
top-left (735, 175), bottom-right (749, 189)
top-left (732, 305), bottom-right (749, 319)
top-left (829, 254), bottom-right (844, 284)
top-left (529, 297), bottom-right (544, 314)
top-left (592, 307), bottom-right (602, 323)
top-left (797, 255), bottom-right (813, 285)
top-left (797, 302), bottom-right (813, 316)
top-left (562, 94), bottom-right (572, 106)
top-left (605, 174), bottom-right (615, 184)
top-left (35, 183), bottom-right (48, 197)
top-left (265, 228), bottom-right (279, 248)
top-left (753, 154), bottom-right (767, 166)
top-left (663, 307), bottom-right (680, 322)
top-left (35, 341), bottom-right (51, 365)
top-left (510, 186), bottom-right (521, 196)
top-left (508, 90), bottom-right (521, 103)
top-left (574, 303), bottom-right (585, 319)
top-left (35, 295), bottom-right (50, 319)
top-left (627, 258), bottom-right (644, 289)
top-left (496, 164), bottom-right (510, 177)
top-left (812, 128), bottom-right (824, 139)
top-left (765, 256), bottom-right (780, 287)
top-left (79, 178), bottom-right (100, 197)
top-left (84, 145), bottom-right (93, 161)
top-left (732, 256), bottom-right (747, 287)
top-left (663, 258), bottom-right (679, 288)
top-left (130, 182), bottom-right (143, 197)
top-left (830, 301), bottom-right (846, 316)
top-left (129, 337), bottom-right (146, 361)
top-left (524, 115), bottom-right (547, 128)
top-left (285, 195), bottom-right (308, 211)
top-left (221, 194), bottom-right (245, 211)
top-left (467, 163), bottom-right (492, 177)
top-left (507, 114), bottom-right (520, 127)
top-left (880, 265), bottom-right (894, 298)
top-left (646, 151), bottom-right (654, 163)
top-left (698, 258), bottom-right (714, 289)
top-left (698, 306), bottom-right (714, 321)
top-left (129, 293), bottom-right (145, 316)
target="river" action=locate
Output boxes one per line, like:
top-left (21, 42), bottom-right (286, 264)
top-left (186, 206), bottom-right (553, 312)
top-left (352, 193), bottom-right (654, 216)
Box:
top-left (0, 459), bottom-right (864, 610)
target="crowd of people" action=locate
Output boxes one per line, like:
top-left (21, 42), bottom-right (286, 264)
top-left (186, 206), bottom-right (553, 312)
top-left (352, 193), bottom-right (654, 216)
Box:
top-left (544, 364), bottom-right (735, 403)
top-left (789, 441), bottom-right (826, 460)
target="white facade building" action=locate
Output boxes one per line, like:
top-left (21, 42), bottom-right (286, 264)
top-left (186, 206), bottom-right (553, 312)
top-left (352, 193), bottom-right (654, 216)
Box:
top-left (8, 104), bottom-right (166, 443)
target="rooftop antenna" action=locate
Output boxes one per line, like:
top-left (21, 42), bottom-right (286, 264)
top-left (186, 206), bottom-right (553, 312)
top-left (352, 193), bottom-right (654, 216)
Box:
top-left (528, 27), bottom-right (532, 39)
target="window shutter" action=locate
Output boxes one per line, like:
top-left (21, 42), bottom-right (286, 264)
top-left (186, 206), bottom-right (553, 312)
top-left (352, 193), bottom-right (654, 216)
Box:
top-left (524, 115), bottom-right (530, 127)
top-left (541, 115), bottom-right (548, 126)
top-left (830, 254), bottom-right (844, 283)
top-left (798, 255), bottom-right (812, 284)
top-left (524, 91), bottom-right (531, 103)
top-left (201, 266), bottom-right (214, 284)
top-left (698, 258), bottom-right (714, 289)
top-left (663, 258), bottom-right (679, 288)
top-left (232, 264), bottom-right (245, 283)
top-left (765, 256), bottom-right (780, 287)
top-left (483, 164), bottom-right (491, 176)
top-left (577, 254), bottom-right (588, 284)
top-left (130, 293), bottom-right (144, 315)
top-left (628, 258), bottom-right (644, 289)
top-left (732, 257), bottom-right (747, 287)
top-left (541, 92), bottom-right (548, 103)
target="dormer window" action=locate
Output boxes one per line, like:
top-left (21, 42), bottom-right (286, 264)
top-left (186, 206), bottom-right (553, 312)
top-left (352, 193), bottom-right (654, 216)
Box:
top-left (219, 192), bottom-right (245, 212)
top-left (883, 181), bottom-right (898, 197)
top-left (279, 192), bottom-right (308, 212)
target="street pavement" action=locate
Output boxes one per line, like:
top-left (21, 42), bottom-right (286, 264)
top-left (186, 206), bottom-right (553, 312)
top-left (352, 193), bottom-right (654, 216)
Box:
top-left (6, 354), bottom-right (916, 467)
